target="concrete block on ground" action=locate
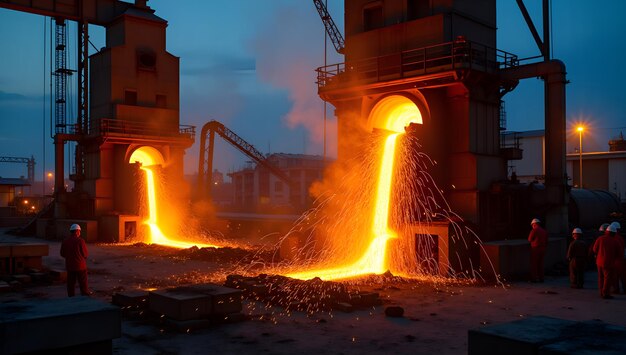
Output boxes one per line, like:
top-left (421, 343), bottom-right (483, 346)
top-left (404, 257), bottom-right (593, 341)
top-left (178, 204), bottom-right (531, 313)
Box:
top-left (468, 316), bottom-right (577, 355)
top-left (49, 268), bottom-right (67, 282)
top-left (148, 289), bottom-right (211, 321)
top-left (112, 290), bottom-right (149, 309)
top-left (10, 243), bottom-right (49, 257)
top-left (480, 238), bottom-right (566, 280)
top-left (99, 214), bottom-right (141, 243)
top-left (0, 296), bottom-right (121, 354)
top-left (12, 256), bottom-right (44, 274)
top-left (0, 258), bottom-right (8, 275)
top-left (22, 256), bottom-right (44, 270)
top-left (0, 245), bottom-right (10, 258)
top-left (186, 283), bottom-right (243, 315)
top-left (29, 272), bottom-right (50, 283)
top-left (11, 257), bottom-right (26, 274)
top-left (538, 320), bottom-right (626, 355)
top-left (0, 280), bottom-right (11, 292)
top-left (12, 274), bottom-right (31, 284)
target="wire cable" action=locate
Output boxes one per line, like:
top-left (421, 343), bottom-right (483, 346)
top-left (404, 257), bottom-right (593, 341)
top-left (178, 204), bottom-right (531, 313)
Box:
top-left (42, 16), bottom-right (47, 195)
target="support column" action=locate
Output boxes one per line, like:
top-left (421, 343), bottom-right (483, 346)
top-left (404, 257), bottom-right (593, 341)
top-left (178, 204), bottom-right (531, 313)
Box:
top-left (544, 64), bottom-right (568, 236)
top-left (54, 135), bottom-right (66, 194)
top-left (500, 60), bottom-right (568, 236)
top-left (54, 134), bottom-right (67, 219)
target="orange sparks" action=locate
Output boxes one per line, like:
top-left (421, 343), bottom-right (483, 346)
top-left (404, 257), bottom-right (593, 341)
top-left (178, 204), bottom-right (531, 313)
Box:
top-left (288, 95), bottom-right (422, 281)
top-left (287, 134), bottom-right (400, 280)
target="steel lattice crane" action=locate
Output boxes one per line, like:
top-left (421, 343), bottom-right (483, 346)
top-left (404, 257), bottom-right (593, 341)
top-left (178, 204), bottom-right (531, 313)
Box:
top-left (0, 156), bottom-right (35, 184)
top-left (313, 0), bottom-right (344, 54)
top-left (198, 120), bottom-right (294, 200)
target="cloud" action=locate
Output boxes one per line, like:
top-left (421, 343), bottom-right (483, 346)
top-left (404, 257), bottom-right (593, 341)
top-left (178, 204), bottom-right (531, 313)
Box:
top-left (249, 4), bottom-right (338, 157)
top-left (180, 53), bottom-right (256, 77)
top-left (0, 90), bottom-right (34, 102)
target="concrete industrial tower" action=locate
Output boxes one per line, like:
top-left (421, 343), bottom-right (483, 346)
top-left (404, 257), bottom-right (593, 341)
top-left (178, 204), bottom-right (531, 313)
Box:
top-left (0, 0), bottom-right (193, 241)
top-left (317, 0), bottom-right (567, 240)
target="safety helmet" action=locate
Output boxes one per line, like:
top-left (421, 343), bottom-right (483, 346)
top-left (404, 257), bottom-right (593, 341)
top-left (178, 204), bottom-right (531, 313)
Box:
top-left (69, 224), bottom-right (81, 231)
top-left (572, 228), bottom-right (582, 235)
top-left (599, 223), bottom-right (610, 232)
top-left (530, 218), bottom-right (541, 225)
top-left (607, 224), bottom-right (617, 233)
top-left (610, 222), bottom-right (621, 230)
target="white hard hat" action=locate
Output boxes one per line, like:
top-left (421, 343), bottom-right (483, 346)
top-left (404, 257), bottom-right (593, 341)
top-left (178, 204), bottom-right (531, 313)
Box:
top-left (530, 218), bottom-right (541, 225)
top-left (599, 223), bottom-right (610, 232)
top-left (70, 224), bottom-right (81, 231)
top-left (610, 222), bottom-right (621, 230)
top-left (572, 228), bottom-right (582, 234)
top-left (607, 224), bottom-right (617, 233)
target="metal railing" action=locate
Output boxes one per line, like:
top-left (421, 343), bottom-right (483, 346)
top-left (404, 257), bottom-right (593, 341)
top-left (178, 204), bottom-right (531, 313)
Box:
top-left (316, 39), bottom-right (518, 88)
top-left (90, 118), bottom-right (195, 141)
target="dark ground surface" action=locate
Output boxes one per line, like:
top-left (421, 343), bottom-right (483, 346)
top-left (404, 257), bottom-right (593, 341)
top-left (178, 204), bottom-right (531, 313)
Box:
top-left (2, 230), bottom-right (626, 354)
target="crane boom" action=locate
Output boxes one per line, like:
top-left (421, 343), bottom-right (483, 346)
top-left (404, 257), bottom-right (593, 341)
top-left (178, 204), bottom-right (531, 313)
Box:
top-left (0, 156), bottom-right (35, 183)
top-left (198, 120), bottom-right (294, 199)
top-left (313, 0), bottom-right (345, 54)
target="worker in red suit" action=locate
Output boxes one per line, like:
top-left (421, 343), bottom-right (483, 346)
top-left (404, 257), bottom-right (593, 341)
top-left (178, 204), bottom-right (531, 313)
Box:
top-left (610, 222), bottom-right (625, 294)
top-left (60, 224), bottom-right (90, 297)
top-left (528, 218), bottom-right (548, 283)
top-left (593, 224), bottom-right (621, 299)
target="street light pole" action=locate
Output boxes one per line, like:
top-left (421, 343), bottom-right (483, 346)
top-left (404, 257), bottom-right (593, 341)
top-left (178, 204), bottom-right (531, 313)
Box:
top-left (577, 126), bottom-right (583, 188)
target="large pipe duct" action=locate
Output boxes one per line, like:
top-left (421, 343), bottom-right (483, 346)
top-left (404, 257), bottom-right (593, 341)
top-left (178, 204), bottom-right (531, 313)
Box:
top-left (501, 60), bottom-right (568, 235)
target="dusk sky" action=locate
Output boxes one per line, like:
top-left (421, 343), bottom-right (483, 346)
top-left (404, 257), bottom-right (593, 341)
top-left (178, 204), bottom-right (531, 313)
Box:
top-left (0, 0), bottom-right (625, 181)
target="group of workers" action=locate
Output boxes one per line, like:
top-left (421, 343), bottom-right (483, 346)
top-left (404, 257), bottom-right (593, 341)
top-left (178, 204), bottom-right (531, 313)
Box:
top-left (530, 218), bottom-right (625, 299)
top-left (60, 219), bottom-right (625, 298)
top-left (586, 221), bottom-right (625, 299)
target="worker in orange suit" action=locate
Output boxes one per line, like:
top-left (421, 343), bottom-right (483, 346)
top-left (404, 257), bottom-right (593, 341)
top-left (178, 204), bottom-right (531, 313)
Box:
top-left (60, 224), bottom-right (90, 297)
top-left (528, 218), bottom-right (548, 283)
top-left (593, 224), bottom-right (621, 299)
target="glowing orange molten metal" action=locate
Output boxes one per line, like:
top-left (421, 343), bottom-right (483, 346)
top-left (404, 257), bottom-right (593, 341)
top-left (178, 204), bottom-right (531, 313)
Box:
top-left (130, 147), bottom-right (219, 249)
top-left (288, 96), bottom-right (422, 280)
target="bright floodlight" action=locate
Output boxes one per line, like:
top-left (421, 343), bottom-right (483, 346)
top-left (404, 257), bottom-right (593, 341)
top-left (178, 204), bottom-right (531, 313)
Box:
top-left (577, 126), bottom-right (584, 132)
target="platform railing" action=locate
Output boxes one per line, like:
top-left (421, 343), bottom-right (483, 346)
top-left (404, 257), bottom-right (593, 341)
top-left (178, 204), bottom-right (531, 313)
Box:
top-left (89, 118), bottom-right (195, 141)
top-left (316, 39), bottom-right (518, 88)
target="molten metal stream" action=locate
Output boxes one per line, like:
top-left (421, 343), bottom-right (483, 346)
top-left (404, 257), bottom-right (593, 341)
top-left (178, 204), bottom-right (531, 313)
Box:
top-left (287, 133), bottom-right (400, 280)
top-left (140, 165), bottom-right (218, 249)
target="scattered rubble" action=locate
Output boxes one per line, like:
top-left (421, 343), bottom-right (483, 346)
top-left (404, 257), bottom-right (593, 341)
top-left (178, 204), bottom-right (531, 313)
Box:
top-left (224, 274), bottom-right (384, 313)
top-left (384, 306), bottom-right (404, 317)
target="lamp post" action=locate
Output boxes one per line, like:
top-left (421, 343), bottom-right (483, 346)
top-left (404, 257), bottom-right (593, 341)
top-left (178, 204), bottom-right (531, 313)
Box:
top-left (47, 172), bottom-right (54, 195)
top-left (577, 126), bottom-right (584, 188)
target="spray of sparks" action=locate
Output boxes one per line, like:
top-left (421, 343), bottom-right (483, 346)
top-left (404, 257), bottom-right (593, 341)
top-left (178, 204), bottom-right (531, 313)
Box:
top-left (256, 97), bottom-right (500, 285)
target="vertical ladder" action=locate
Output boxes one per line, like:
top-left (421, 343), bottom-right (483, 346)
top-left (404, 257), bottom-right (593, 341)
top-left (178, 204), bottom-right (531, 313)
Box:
top-left (54, 18), bottom-right (68, 134)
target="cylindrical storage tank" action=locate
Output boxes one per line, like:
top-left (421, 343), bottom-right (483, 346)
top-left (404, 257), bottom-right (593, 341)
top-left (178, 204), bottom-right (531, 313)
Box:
top-left (569, 189), bottom-right (621, 229)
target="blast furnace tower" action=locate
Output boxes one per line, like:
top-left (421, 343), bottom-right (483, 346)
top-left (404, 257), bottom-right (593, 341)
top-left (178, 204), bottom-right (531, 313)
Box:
top-left (320, 0), bottom-right (511, 239)
top-left (79, 4), bottom-right (193, 241)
